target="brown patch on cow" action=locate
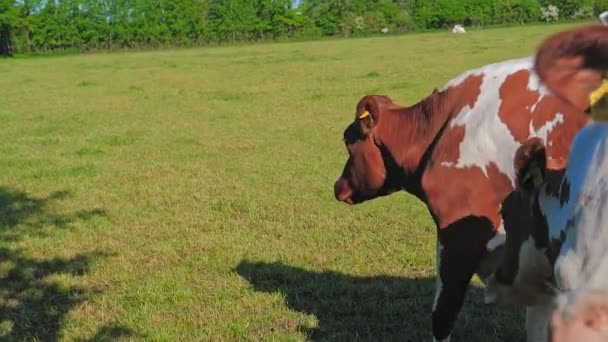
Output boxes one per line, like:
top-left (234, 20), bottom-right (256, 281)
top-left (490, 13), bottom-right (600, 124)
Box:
top-left (498, 69), bottom-right (590, 172)
top-left (498, 70), bottom-right (540, 143)
top-left (422, 159), bottom-right (513, 231)
top-left (543, 110), bottom-right (589, 171)
top-left (425, 71), bottom-right (589, 231)
top-left (487, 163), bottom-right (514, 206)
top-left (430, 126), bottom-right (465, 167)
top-left (530, 98), bottom-right (561, 131)
top-left (421, 74), bottom-right (516, 231)
top-left (425, 75), bottom-right (483, 167)
top-left (497, 70), bottom-right (583, 147)
top-left (455, 74), bottom-right (484, 109)
top-left (380, 75), bottom-right (483, 176)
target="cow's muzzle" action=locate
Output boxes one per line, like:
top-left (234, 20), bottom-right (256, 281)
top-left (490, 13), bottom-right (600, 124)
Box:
top-left (334, 178), bottom-right (353, 204)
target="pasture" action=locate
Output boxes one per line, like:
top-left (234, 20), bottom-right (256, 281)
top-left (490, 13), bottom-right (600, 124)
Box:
top-left (0, 23), bottom-right (584, 341)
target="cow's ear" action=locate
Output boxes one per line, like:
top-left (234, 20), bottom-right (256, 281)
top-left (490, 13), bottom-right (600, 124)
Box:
top-left (515, 138), bottom-right (547, 196)
top-left (535, 25), bottom-right (608, 112)
top-left (355, 95), bottom-right (393, 135)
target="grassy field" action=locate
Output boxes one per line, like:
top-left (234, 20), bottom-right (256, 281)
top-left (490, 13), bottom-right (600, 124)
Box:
top-left (0, 23), bottom-right (588, 341)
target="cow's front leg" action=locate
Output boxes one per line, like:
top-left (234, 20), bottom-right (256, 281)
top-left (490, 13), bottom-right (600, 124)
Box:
top-left (432, 241), bottom-right (477, 341)
top-left (432, 217), bottom-right (494, 341)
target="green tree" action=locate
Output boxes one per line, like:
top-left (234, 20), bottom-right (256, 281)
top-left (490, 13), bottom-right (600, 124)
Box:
top-left (0, 0), bottom-right (17, 56)
top-left (540, 0), bottom-right (594, 19)
top-left (207, 0), bottom-right (260, 42)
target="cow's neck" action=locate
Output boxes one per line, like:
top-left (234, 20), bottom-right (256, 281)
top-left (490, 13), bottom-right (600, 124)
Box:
top-left (376, 90), bottom-right (455, 198)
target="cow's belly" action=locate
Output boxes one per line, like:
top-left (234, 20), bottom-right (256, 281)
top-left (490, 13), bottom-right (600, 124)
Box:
top-left (484, 238), bottom-right (553, 307)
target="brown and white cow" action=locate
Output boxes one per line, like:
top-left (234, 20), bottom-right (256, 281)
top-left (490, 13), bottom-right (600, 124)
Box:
top-left (334, 25), bottom-right (606, 341)
top-left (484, 26), bottom-right (608, 342)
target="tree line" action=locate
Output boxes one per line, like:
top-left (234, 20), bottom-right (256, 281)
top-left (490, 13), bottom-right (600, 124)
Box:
top-left (1, 0), bottom-right (607, 56)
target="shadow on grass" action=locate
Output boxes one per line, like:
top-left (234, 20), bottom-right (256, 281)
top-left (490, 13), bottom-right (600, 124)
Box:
top-left (0, 187), bottom-right (106, 241)
top-left (76, 323), bottom-right (138, 341)
top-left (0, 187), bottom-right (134, 340)
top-left (235, 261), bottom-right (525, 342)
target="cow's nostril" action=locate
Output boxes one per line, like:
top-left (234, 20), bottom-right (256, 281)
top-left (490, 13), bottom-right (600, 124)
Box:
top-left (334, 178), bottom-right (353, 202)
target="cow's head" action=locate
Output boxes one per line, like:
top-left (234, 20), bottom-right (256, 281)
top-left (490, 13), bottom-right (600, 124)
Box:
top-left (535, 25), bottom-right (608, 112)
top-left (334, 95), bottom-right (404, 204)
top-left (485, 138), bottom-right (559, 307)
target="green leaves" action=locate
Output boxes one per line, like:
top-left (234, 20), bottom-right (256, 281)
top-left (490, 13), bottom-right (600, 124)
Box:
top-left (2, 0), bottom-right (606, 55)
top-left (0, 0), bottom-right (17, 27)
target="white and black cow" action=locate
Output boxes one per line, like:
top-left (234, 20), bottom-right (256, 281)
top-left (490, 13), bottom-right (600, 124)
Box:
top-left (485, 122), bottom-right (608, 341)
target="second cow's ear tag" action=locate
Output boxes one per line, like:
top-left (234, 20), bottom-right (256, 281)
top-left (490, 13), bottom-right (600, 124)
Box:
top-left (589, 79), bottom-right (608, 120)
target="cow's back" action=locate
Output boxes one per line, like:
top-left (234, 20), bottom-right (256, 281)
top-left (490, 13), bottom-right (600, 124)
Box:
top-left (422, 57), bottom-right (589, 246)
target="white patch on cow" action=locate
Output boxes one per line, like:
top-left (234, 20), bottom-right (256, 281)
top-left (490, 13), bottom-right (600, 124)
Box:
top-left (433, 240), bottom-right (443, 311)
top-left (530, 113), bottom-right (564, 144)
top-left (486, 221), bottom-right (506, 250)
top-left (434, 336), bottom-right (451, 342)
top-left (441, 57), bottom-right (550, 187)
top-left (440, 57), bottom-right (563, 189)
top-left (527, 71), bottom-right (552, 112)
top-left (441, 57), bottom-right (530, 91)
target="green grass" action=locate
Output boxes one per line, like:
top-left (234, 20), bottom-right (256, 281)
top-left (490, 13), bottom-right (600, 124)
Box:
top-left (0, 22), bottom-right (589, 341)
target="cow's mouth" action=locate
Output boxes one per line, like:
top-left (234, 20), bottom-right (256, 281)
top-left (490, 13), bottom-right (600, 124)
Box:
top-left (334, 178), bottom-right (354, 204)
top-left (334, 178), bottom-right (379, 204)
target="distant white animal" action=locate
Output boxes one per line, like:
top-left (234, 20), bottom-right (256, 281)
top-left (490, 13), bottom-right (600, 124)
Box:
top-left (600, 11), bottom-right (608, 25)
top-left (451, 25), bottom-right (465, 34)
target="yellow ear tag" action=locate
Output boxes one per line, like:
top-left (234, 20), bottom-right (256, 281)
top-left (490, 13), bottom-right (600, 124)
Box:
top-left (358, 110), bottom-right (370, 119)
top-left (590, 79), bottom-right (608, 107)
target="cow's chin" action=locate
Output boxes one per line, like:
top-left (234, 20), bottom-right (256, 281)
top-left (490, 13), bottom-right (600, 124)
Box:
top-left (334, 178), bottom-right (398, 205)
top-left (344, 189), bottom-right (395, 205)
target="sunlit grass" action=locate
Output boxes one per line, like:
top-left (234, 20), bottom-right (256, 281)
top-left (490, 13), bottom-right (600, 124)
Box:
top-left (0, 22), bottom-right (587, 340)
